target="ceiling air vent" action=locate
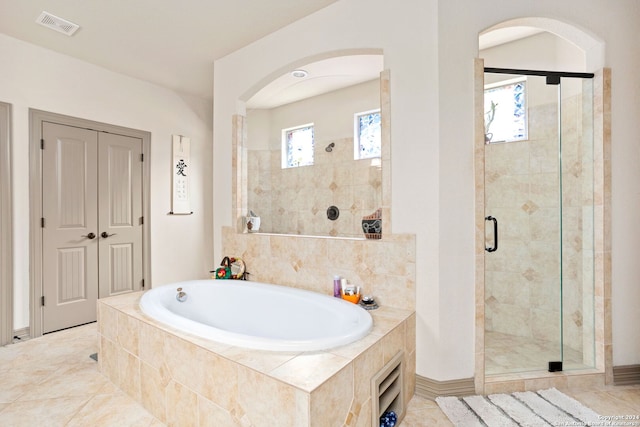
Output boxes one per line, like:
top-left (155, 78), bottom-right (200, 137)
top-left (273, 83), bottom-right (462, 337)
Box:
top-left (35, 11), bottom-right (80, 36)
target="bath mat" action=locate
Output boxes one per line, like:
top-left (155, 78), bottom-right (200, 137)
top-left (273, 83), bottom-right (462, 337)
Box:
top-left (436, 387), bottom-right (600, 426)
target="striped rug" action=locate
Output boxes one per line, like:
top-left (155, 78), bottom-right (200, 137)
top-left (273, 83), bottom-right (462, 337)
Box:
top-left (436, 388), bottom-right (601, 426)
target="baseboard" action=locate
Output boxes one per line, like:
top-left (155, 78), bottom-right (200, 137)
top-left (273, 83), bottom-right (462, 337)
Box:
top-left (415, 374), bottom-right (475, 400)
top-left (12, 326), bottom-right (30, 342)
top-left (613, 365), bottom-right (640, 385)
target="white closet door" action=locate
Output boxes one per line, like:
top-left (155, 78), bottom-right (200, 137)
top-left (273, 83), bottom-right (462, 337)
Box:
top-left (42, 122), bottom-right (98, 333)
top-left (97, 132), bottom-right (143, 298)
top-left (42, 123), bottom-right (144, 333)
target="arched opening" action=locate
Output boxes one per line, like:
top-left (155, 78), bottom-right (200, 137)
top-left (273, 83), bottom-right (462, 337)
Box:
top-left (475, 18), bottom-right (609, 392)
top-left (234, 51), bottom-right (390, 238)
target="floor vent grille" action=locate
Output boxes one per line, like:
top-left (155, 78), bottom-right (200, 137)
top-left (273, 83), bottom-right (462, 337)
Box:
top-left (36, 11), bottom-right (80, 36)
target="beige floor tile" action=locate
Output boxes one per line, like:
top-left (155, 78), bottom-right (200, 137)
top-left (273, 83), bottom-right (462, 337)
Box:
top-left (401, 395), bottom-right (453, 426)
top-left (0, 366), bottom-right (59, 403)
top-left (604, 387), bottom-right (640, 411)
top-left (0, 396), bottom-right (90, 426)
top-left (16, 359), bottom-right (117, 402)
top-left (564, 386), bottom-right (640, 414)
top-left (486, 330), bottom-right (591, 375)
top-left (0, 344), bottom-right (21, 366)
top-left (66, 392), bottom-right (156, 426)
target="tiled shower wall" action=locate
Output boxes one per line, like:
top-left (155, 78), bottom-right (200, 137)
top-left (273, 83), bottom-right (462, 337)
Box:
top-left (484, 88), bottom-right (595, 360)
top-left (246, 136), bottom-right (382, 237)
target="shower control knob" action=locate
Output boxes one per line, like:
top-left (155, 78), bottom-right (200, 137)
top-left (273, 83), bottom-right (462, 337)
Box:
top-left (327, 205), bottom-right (340, 221)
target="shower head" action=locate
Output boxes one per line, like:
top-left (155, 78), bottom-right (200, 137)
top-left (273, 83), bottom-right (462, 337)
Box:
top-left (325, 142), bottom-right (335, 152)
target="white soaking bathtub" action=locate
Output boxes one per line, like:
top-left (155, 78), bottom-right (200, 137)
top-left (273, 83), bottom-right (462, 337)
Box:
top-left (139, 279), bottom-right (373, 351)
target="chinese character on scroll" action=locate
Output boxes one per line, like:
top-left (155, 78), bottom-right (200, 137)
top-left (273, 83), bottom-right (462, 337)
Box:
top-left (171, 135), bottom-right (191, 214)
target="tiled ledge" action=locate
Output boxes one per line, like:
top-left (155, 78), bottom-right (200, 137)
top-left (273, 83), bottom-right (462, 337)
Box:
top-left (98, 290), bottom-right (415, 426)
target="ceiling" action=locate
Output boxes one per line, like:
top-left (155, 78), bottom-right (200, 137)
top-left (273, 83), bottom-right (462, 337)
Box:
top-left (479, 26), bottom-right (544, 50)
top-left (0, 1), bottom-right (542, 103)
top-left (246, 55), bottom-right (384, 110)
top-left (0, 0), bottom-right (338, 99)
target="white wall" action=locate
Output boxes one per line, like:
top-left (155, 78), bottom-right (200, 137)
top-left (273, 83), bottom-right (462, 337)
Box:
top-left (482, 31), bottom-right (586, 72)
top-left (214, 0), bottom-right (640, 381)
top-left (0, 34), bottom-right (214, 329)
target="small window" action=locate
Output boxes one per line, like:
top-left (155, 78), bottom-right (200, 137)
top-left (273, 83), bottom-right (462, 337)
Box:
top-left (484, 78), bottom-right (527, 143)
top-left (354, 109), bottom-right (381, 159)
top-left (282, 124), bottom-right (314, 168)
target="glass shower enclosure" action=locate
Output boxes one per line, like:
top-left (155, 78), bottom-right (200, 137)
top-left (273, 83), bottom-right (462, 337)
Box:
top-left (483, 68), bottom-right (595, 375)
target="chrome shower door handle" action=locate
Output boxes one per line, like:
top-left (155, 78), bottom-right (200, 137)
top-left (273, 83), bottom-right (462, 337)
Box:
top-left (485, 216), bottom-right (498, 252)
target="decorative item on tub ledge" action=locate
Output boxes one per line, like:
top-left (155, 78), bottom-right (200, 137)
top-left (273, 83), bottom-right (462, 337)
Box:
top-left (210, 256), bottom-right (246, 280)
top-left (359, 294), bottom-right (379, 310)
top-left (245, 210), bottom-right (260, 232)
top-left (361, 208), bottom-right (382, 239)
top-left (169, 134), bottom-right (193, 215)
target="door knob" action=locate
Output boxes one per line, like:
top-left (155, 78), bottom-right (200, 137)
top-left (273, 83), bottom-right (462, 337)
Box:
top-left (81, 232), bottom-right (96, 239)
top-left (101, 232), bottom-right (116, 238)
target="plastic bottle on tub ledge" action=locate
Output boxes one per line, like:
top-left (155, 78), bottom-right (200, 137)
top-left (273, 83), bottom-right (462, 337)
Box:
top-left (333, 275), bottom-right (341, 297)
top-left (341, 280), bottom-right (361, 304)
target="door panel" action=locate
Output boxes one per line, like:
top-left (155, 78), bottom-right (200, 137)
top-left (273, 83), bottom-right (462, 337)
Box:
top-left (42, 122), bottom-right (98, 333)
top-left (98, 132), bottom-right (143, 297)
top-left (484, 72), bottom-right (562, 375)
top-left (483, 70), bottom-right (597, 375)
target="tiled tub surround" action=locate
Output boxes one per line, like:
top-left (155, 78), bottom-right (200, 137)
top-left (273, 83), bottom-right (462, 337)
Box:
top-left (98, 291), bottom-right (416, 426)
top-left (221, 227), bottom-right (416, 312)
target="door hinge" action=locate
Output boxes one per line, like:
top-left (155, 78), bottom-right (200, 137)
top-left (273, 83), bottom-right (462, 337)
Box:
top-left (40, 139), bottom-right (44, 150)
top-left (141, 279), bottom-right (145, 289)
top-left (139, 216), bottom-right (144, 225)
top-left (41, 296), bottom-right (45, 306)
top-left (140, 153), bottom-right (144, 162)
top-left (41, 217), bottom-right (45, 228)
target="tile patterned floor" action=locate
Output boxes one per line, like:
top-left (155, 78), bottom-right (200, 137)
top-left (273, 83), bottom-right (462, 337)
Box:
top-left (0, 323), bottom-right (638, 426)
top-left (0, 324), bottom-right (163, 426)
top-left (486, 330), bottom-right (592, 375)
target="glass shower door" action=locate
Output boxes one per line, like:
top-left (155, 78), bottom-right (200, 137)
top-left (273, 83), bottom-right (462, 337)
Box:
top-left (483, 70), bottom-right (596, 376)
top-left (558, 75), bottom-right (596, 371)
top-left (484, 72), bottom-right (563, 375)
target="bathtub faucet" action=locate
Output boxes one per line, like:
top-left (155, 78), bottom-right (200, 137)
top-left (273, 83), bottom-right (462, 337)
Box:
top-left (176, 287), bottom-right (187, 302)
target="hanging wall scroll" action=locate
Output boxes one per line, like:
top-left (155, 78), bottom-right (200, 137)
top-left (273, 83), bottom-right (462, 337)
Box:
top-left (170, 135), bottom-right (193, 214)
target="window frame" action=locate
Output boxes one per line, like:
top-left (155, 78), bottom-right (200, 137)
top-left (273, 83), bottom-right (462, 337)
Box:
top-left (281, 123), bottom-right (315, 169)
top-left (354, 108), bottom-right (381, 160)
top-left (484, 77), bottom-right (528, 144)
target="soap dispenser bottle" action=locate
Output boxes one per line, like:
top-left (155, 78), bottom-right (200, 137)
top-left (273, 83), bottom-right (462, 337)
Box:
top-left (333, 275), bottom-right (341, 297)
